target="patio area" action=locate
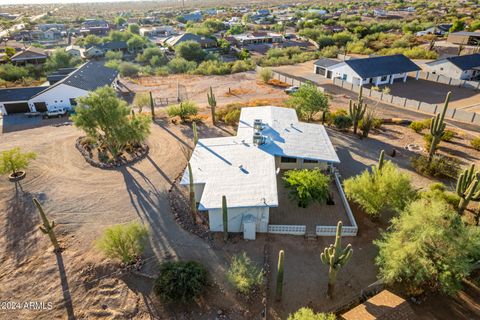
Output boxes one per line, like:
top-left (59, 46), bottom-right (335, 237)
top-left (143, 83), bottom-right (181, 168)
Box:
top-left (269, 171), bottom-right (353, 234)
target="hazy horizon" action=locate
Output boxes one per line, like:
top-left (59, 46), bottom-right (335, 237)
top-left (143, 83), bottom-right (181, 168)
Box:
top-left (0, 0), bottom-right (156, 4)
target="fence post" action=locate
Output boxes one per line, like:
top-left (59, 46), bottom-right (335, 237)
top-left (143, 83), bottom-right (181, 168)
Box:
top-left (472, 112), bottom-right (476, 123)
top-left (437, 75), bottom-right (440, 82)
top-left (433, 105), bottom-right (438, 114)
top-left (452, 108), bottom-right (456, 119)
top-left (417, 101), bottom-right (421, 110)
top-left (390, 95), bottom-right (394, 103)
top-left (403, 97), bottom-right (407, 107)
top-left (448, 78), bottom-right (452, 85)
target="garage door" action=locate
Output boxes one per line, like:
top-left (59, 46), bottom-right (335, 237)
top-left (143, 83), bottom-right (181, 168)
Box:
top-left (4, 102), bottom-right (30, 114)
top-left (316, 66), bottom-right (326, 76)
top-left (34, 102), bottom-right (47, 112)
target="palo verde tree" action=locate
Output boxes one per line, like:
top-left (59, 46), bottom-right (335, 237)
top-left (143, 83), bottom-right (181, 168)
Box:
top-left (320, 221), bottom-right (353, 298)
top-left (207, 86), bottom-right (217, 125)
top-left (283, 169), bottom-right (331, 208)
top-left (456, 164), bottom-right (480, 215)
top-left (0, 147), bottom-right (37, 179)
top-left (375, 196), bottom-right (480, 295)
top-left (71, 86), bottom-right (151, 158)
top-left (349, 86), bottom-right (367, 135)
top-left (286, 82), bottom-right (329, 123)
top-left (428, 92), bottom-right (451, 163)
top-left (33, 198), bottom-right (61, 252)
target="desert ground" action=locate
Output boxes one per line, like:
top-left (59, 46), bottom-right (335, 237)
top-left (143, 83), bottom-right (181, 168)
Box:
top-left (1, 72), bottom-right (480, 319)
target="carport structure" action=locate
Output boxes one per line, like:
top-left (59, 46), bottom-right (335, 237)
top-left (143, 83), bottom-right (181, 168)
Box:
top-left (0, 86), bottom-right (48, 115)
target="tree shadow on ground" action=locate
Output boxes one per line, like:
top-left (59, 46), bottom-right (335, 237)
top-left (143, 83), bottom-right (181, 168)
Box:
top-left (3, 183), bottom-right (46, 265)
top-left (55, 251), bottom-right (75, 320)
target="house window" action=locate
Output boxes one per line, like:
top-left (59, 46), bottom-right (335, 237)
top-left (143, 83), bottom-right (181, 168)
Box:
top-left (69, 98), bottom-right (77, 106)
top-left (281, 156), bottom-right (297, 163)
top-left (54, 100), bottom-right (58, 103)
top-left (303, 159), bottom-right (319, 164)
top-left (380, 75), bottom-right (388, 81)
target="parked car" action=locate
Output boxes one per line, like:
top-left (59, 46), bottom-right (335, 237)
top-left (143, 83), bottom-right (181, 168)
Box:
top-left (43, 108), bottom-right (67, 119)
top-left (284, 86), bottom-right (299, 94)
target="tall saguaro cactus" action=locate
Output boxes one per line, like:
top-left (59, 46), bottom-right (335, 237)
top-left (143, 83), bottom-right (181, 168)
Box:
top-left (349, 86), bottom-right (367, 135)
top-left (320, 221), bottom-right (353, 299)
top-left (428, 92), bottom-right (451, 163)
top-left (188, 162), bottom-right (197, 221)
top-left (275, 250), bottom-right (285, 301)
top-left (378, 150), bottom-right (385, 171)
top-left (149, 91), bottom-right (155, 121)
top-left (207, 86), bottom-right (217, 125)
top-left (192, 122), bottom-right (198, 145)
top-left (456, 163), bottom-right (480, 215)
top-left (33, 198), bottom-right (60, 252)
top-left (222, 195), bottom-right (228, 242)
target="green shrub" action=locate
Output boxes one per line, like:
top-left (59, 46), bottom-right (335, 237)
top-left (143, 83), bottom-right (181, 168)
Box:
top-left (96, 222), bottom-right (149, 264)
top-left (154, 261), bottom-right (207, 302)
top-left (0, 147), bottom-right (37, 176)
top-left (319, 46), bottom-right (340, 58)
top-left (105, 51), bottom-right (123, 60)
top-left (118, 62), bottom-right (141, 77)
top-left (333, 114), bottom-right (353, 130)
top-left (283, 169), bottom-right (331, 208)
top-left (226, 252), bottom-right (263, 294)
top-left (194, 60), bottom-right (231, 75)
top-left (411, 155), bottom-right (461, 179)
top-left (223, 109), bottom-right (241, 125)
top-left (471, 137), bottom-right (480, 150)
top-left (0, 64), bottom-right (29, 82)
top-left (259, 67), bottom-right (273, 83)
top-left (167, 57), bottom-right (197, 74)
top-left (231, 59), bottom-right (255, 73)
top-left (375, 196), bottom-right (480, 295)
top-left (424, 130), bottom-right (456, 149)
top-left (344, 161), bottom-right (416, 218)
top-left (166, 101), bottom-right (198, 122)
top-left (288, 308), bottom-right (336, 320)
top-left (409, 119), bottom-right (431, 133)
top-left (420, 183), bottom-right (460, 208)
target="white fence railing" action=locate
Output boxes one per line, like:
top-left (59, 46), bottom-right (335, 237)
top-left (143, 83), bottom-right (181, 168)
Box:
top-left (268, 225), bottom-right (306, 235)
top-left (316, 225), bottom-right (358, 236)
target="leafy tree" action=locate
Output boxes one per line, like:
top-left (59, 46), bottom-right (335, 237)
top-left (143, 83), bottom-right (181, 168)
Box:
top-left (174, 40), bottom-right (206, 62)
top-left (4, 46), bottom-right (15, 58)
top-left (167, 57), bottom-right (197, 73)
top-left (133, 92), bottom-right (150, 112)
top-left (0, 148), bottom-right (37, 177)
top-left (105, 51), bottom-right (123, 60)
top-left (106, 30), bottom-right (132, 42)
top-left (288, 308), bottom-right (336, 320)
top-left (286, 83), bottom-right (329, 122)
top-left (226, 252), bottom-right (264, 294)
top-left (118, 62), bottom-right (141, 77)
top-left (83, 34), bottom-right (102, 46)
top-left (154, 261), bottom-right (208, 302)
top-left (344, 160), bottom-right (415, 218)
top-left (136, 47), bottom-right (166, 66)
top-left (127, 23), bottom-right (140, 34)
top-left (127, 35), bottom-right (147, 53)
top-left (0, 64), bottom-right (29, 82)
top-left (226, 24), bottom-right (245, 35)
top-left (114, 16), bottom-right (126, 26)
top-left (45, 49), bottom-right (81, 71)
top-left (375, 196), bottom-right (480, 295)
top-left (71, 86), bottom-right (151, 157)
top-left (283, 169), bottom-right (331, 208)
top-left (96, 222), bottom-right (148, 264)
top-left (450, 19), bottom-right (466, 33)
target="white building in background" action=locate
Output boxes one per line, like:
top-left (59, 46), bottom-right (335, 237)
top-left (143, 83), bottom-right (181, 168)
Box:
top-left (426, 53), bottom-right (480, 81)
top-left (181, 106), bottom-right (340, 239)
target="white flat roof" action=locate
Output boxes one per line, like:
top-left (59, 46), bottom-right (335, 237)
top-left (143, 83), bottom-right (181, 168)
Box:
top-left (181, 106), bottom-right (340, 210)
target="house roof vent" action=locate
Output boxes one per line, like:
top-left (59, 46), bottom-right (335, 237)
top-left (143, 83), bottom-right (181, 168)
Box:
top-left (253, 132), bottom-right (266, 146)
top-left (253, 119), bottom-right (263, 132)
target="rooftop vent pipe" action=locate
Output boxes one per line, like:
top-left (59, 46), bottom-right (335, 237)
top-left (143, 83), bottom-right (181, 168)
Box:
top-left (253, 132), bottom-right (265, 146)
top-left (253, 119), bottom-right (263, 132)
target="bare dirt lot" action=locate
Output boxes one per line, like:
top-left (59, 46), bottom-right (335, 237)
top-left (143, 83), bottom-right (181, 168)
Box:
top-left (1, 72), bottom-right (480, 319)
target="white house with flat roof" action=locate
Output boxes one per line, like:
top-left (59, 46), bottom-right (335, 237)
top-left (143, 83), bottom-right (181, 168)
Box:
top-left (181, 106), bottom-right (342, 239)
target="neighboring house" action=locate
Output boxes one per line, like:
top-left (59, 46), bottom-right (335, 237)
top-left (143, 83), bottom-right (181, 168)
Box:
top-left (341, 290), bottom-right (416, 320)
top-left (416, 24), bottom-right (452, 36)
top-left (88, 41), bottom-right (128, 54)
top-left (46, 67), bottom-right (78, 85)
top-left (231, 32), bottom-right (283, 46)
top-left (164, 33), bottom-right (217, 48)
top-left (181, 106), bottom-right (340, 239)
top-left (65, 45), bottom-right (84, 58)
top-left (38, 23), bottom-right (66, 32)
top-left (43, 28), bottom-right (62, 40)
top-left (315, 54), bottom-right (421, 86)
top-left (10, 46), bottom-right (48, 65)
top-left (426, 53), bottom-right (480, 80)
top-left (313, 58), bottom-right (342, 77)
top-left (139, 26), bottom-right (175, 37)
top-left (80, 19), bottom-right (110, 36)
top-left (182, 11), bottom-right (202, 22)
top-left (447, 31), bottom-right (480, 45)
top-left (0, 61), bottom-right (118, 115)
top-left (0, 87), bottom-right (49, 115)
top-left (83, 46), bottom-right (104, 59)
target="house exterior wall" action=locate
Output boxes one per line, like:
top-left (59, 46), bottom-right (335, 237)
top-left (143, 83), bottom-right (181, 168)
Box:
top-left (194, 183), bottom-right (205, 203)
top-left (427, 61), bottom-right (464, 79)
top-left (29, 84), bottom-right (89, 111)
top-left (274, 156), bottom-right (328, 170)
top-left (208, 206), bottom-right (270, 233)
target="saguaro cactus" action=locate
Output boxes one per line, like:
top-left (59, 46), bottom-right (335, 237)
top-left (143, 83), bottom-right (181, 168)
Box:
top-left (222, 195), bottom-right (228, 242)
top-left (456, 163), bottom-right (480, 215)
top-left (33, 198), bottom-right (60, 252)
top-left (188, 162), bottom-right (197, 221)
top-left (349, 86), bottom-right (367, 135)
top-left (320, 221), bottom-right (353, 299)
top-left (378, 150), bottom-right (385, 171)
top-left (275, 250), bottom-right (285, 301)
top-left (192, 122), bottom-right (198, 145)
top-left (207, 86), bottom-right (217, 125)
top-left (149, 91), bottom-right (155, 120)
top-left (428, 91), bottom-right (451, 163)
